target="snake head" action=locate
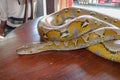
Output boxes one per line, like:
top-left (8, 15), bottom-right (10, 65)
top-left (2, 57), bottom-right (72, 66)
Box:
top-left (16, 41), bottom-right (54, 55)
top-left (16, 42), bottom-right (42, 55)
top-left (16, 45), bottom-right (36, 55)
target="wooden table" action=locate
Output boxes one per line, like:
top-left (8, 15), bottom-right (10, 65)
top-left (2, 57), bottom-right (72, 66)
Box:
top-left (0, 17), bottom-right (120, 80)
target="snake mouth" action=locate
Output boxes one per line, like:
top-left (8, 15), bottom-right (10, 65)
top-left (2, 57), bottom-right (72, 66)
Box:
top-left (103, 40), bottom-right (120, 53)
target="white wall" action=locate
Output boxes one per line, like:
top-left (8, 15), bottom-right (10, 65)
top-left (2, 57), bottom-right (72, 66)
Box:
top-left (35, 0), bottom-right (47, 17)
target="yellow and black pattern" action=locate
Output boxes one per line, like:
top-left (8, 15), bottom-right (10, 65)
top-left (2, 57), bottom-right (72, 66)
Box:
top-left (17, 7), bottom-right (120, 63)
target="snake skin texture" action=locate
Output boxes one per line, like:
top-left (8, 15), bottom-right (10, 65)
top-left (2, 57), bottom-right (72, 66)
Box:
top-left (16, 7), bottom-right (120, 63)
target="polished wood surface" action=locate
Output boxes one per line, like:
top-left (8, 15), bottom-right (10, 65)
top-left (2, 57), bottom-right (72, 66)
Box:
top-left (0, 18), bottom-right (120, 80)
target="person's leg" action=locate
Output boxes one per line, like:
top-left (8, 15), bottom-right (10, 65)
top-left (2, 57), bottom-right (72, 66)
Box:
top-left (4, 24), bottom-right (16, 36)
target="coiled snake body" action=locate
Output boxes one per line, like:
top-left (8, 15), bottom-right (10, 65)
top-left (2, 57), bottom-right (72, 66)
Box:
top-left (17, 7), bottom-right (120, 63)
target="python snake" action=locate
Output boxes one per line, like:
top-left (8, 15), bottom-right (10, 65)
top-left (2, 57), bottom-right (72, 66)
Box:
top-left (16, 7), bottom-right (120, 63)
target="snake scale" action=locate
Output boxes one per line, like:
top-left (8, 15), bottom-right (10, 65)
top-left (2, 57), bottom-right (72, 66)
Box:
top-left (16, 7), bottom-right (120, 63)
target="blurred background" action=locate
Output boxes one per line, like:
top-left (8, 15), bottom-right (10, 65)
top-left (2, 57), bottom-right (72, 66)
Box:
top-left (36, 0), bottom-right (120, 18)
